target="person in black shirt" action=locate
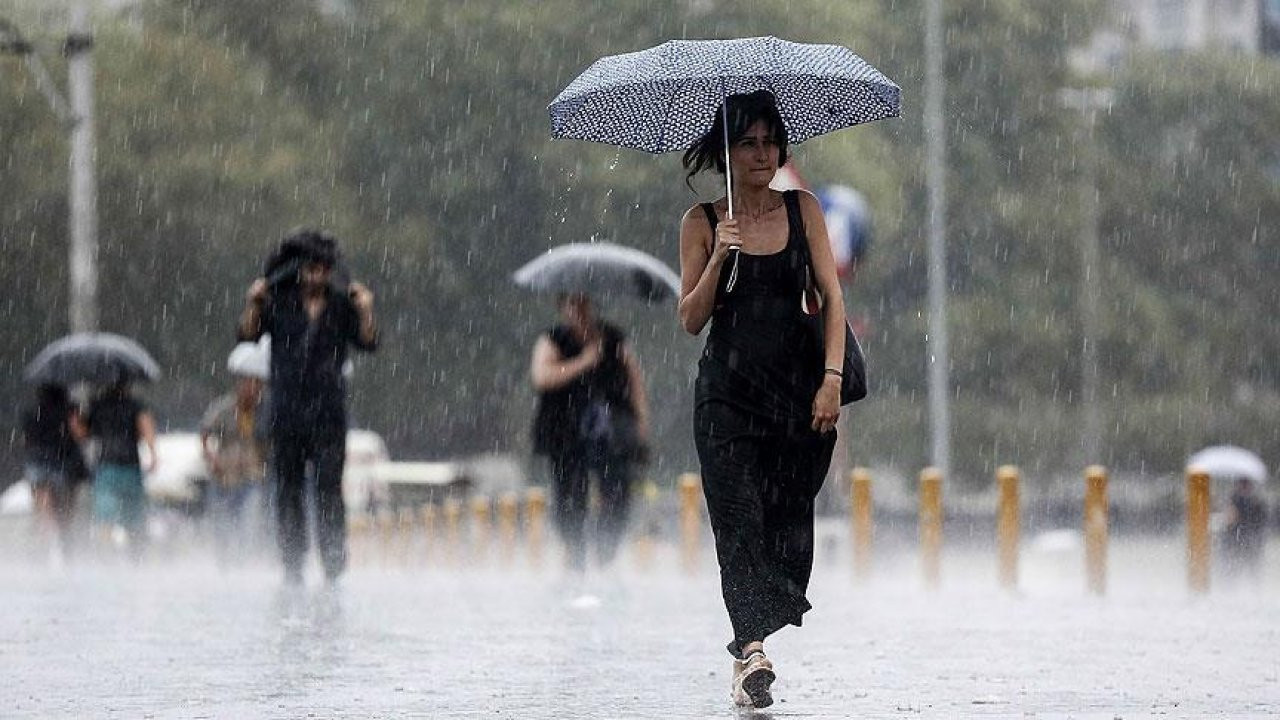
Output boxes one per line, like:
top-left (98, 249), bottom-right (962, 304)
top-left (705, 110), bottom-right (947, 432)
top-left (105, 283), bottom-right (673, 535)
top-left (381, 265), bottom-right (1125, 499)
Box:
top-left (530, 293), bottom-right (650, 572)
top-left (238, 229), bottom-right (377, 585)
top-left (20, 383), bottom-right (88, 559)
top-left (83, 380), bottom-right (158, 555)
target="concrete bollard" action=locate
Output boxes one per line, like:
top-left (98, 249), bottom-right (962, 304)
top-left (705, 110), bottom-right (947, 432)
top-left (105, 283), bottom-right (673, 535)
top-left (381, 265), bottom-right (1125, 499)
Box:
top-left (525, 487), bottom-right (547, 569)
top-left (1084, 465), bottom-right (1108, 596)
top-left (1186, 468), bottom-right (1211, 594)
top-left (497, 492), bottom-right (519, 567)
top-left (679, 473), bottom-right (702, 574)
top-left (442, 498), bottom-right (462, 565)
top-left (919, 467), bottom-right (943, 590)
top-left (996, 465), bottom-right (1020, 591)
top-left (471, 496), bottom-right (492, 564)
top-left (850, 468), bottom-right (873, 581)
top-left (419, 503), bottom-right (438, 565)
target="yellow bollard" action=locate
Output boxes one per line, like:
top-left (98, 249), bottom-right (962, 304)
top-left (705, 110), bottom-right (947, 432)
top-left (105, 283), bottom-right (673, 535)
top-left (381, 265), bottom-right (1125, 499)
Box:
top-left (347, 512), bottom-right (371, 568)
top-left (919, 467), bottom-right (943, 590)
top-left (471, 496), bottom-right (492, 564)
top-left (996, 465), bottom-right (1020, 591)
top-left (442, 498), bottom-right (462, 565)
top-left (633, 479), bottom-right (659, 572)
top-left (497, 492), bottom-right (519, 567)
top-left (1084, 465), bottom-right (1108, 596)
top-left (850, 468), bottom-right (873, 581)
top-left (395, 507), bottom-right (416, 566)
top-left (679, 473), bottom-right (702, 575)
top-left (376, 508), bottom-right (396, 567)
top-left (1187, 468), bottom-right (1211, 594)
top-left (419, 503), bottom-right (437, 565)
top-left (524, 487), bottom-right (547, 569)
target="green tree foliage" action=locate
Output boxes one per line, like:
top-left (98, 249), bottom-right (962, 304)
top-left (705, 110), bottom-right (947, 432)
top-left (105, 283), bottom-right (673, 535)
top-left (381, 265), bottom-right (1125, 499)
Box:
top-left (2, 0), bottom-right (1276, 487)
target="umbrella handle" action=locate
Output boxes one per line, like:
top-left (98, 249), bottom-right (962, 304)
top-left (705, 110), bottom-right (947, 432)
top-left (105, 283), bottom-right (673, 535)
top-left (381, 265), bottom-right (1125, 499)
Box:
top-left (721, 97), bottom-right (741, 293)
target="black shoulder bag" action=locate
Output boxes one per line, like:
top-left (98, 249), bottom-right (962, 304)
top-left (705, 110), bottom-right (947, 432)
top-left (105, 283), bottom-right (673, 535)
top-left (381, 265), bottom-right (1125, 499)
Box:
top-left (787, 191), bottom-right (868, 405)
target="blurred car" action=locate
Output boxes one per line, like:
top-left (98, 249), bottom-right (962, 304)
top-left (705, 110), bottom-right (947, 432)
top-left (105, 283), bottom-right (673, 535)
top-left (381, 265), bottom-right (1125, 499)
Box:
top-left (139, 428), bottom-right (392, 515)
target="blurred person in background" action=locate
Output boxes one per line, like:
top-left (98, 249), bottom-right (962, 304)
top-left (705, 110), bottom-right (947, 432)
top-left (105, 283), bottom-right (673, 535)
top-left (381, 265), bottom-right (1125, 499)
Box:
top-left (20, 383), bottom-right (90, 563)
top-left (238, 229), bottom-right (378, 586)
top-left (530, 292), bottom-right (650, 574)
top-left (200, 346), bottom-right (269, 567)
top-left (1222, 477), bottom-right (1268, 581)
top-left (81, 379), bottom-right (158, 558)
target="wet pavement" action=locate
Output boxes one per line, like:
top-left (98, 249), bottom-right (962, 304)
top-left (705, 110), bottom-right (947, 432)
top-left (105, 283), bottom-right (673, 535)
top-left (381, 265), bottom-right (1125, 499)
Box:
top-left (2, 529), bottom-right (1278, 719)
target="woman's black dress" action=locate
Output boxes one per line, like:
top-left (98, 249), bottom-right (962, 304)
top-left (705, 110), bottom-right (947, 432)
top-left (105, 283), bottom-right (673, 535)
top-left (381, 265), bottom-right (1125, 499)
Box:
top-left (694, 190), bottom-right (836, 658)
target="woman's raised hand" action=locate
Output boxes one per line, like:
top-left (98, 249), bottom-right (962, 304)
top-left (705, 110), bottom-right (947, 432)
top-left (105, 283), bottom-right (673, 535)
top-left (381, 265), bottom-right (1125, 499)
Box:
top-left (712, 217), bottom-right (742, 264)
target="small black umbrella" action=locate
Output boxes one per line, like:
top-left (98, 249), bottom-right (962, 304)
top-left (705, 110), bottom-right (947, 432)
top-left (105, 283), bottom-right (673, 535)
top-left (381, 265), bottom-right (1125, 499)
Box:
top-left (24, 332), bottom-right (161, 386)
top-left (512, 243), bottom-right (682, 303)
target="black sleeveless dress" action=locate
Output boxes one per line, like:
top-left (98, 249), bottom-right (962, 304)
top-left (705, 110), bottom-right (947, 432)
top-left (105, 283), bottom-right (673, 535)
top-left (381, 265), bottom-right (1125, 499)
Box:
top-left (693, 189), bottom-right (837, 658)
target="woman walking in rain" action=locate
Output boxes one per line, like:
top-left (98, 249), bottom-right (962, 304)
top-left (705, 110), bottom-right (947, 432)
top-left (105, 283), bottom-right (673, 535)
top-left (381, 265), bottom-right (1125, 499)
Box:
top-left (677, 90), bottom-right (845, 709)
top-left (530, 292), bottom-right (650, 574)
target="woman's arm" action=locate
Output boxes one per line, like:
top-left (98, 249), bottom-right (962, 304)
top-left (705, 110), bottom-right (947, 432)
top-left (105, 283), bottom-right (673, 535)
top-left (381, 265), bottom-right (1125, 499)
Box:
top-left (799, 191), bottom-right (847, 372)
top-left (677, 205), bottom-right (739, 335)
top-left (798, 191), bottom-right (845, 433)
top-left (621, 345), bottom-right (650, 442)
top-left (137, 410), bottom-right (158, 474)
top-left (530, 334), bottom-right (601, 392)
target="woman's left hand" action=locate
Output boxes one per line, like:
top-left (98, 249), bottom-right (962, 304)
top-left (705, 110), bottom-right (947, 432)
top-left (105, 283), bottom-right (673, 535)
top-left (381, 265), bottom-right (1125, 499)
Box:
top-left (811, 376), bottom-right (840, 434)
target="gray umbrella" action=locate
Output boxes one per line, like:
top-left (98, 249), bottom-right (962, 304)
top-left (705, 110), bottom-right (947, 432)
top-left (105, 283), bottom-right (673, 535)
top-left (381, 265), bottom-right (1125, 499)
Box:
top-left (24, 332), bottom-right (161, 386)
top-left (512, 243), bottom-right (682, 303)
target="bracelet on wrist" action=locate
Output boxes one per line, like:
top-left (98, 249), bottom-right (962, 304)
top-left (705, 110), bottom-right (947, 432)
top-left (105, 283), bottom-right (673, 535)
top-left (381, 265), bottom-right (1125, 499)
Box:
top-left (824, 367), bottom-right (843, 378)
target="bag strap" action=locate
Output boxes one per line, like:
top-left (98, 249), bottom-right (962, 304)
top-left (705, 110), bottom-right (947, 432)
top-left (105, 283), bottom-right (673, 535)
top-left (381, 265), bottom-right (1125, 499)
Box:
top-left (700, 202), bottom-right (719, 232)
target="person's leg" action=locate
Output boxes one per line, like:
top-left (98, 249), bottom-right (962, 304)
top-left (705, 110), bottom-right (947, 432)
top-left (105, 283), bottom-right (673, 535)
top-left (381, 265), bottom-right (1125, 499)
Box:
top-left (550, 453), bottom-right (589, 572)
top-left (313, 428), bottom-right (349, 581)
top-left (594, 448), bottom-right (634, 567)
top-left (694, 401), bottom-right (774, 659)
top-left (761, 427), bottom-right (835, 600)
top-left (273, 433), bottom-right (309, 582)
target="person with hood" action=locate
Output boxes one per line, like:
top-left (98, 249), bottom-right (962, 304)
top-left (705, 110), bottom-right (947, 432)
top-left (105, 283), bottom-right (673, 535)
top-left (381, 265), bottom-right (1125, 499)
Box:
top-left (237, 229), bottom-right (378, 585)
top-left (200, 344), bottom-right (270, 566)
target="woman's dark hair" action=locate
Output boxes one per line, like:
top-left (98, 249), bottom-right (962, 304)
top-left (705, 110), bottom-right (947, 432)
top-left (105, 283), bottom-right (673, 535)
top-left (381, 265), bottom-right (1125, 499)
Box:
top-left (682, 90), bottom-right (788, 189)
top-left (36, 383), bottom-right (68, 409)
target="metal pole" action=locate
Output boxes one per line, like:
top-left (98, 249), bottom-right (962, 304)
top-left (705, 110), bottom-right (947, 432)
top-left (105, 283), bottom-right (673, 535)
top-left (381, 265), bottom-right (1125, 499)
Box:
top-left (67, 1), bottom-right (98, 333)
top-left (924, 0), bottom-right (951, 479)
top-left (1078, 104), bottom-right (1103, 466)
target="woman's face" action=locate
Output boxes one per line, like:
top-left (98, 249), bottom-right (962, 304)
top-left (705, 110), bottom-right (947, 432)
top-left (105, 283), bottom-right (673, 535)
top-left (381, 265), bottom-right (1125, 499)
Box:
top-left (559, 294), bottom-right (593, 331)
top-left (728, 119), bottom-right (781, 187)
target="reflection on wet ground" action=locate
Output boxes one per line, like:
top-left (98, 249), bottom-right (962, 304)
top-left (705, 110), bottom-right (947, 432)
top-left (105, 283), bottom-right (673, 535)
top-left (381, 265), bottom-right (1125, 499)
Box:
top-left (1, 536), bottom-right (1277, 718)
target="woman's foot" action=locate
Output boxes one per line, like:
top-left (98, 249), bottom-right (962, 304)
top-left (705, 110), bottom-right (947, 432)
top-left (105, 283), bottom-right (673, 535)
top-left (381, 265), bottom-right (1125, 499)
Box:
top-left (731, 650), bottom-right (775, 708)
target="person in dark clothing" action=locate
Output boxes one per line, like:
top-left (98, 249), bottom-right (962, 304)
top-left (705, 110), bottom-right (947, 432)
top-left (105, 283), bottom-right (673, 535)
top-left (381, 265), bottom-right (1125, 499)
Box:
top-left (20, 383), bottom-right (89, 560)
top-left (237, 229), bottom-right (378, 585)
top-left (1222, 477), bottom-right (1268, 579)
top-left (82, 380), bottom-right (158, 556)
top-left (677, 90), bottom-right (845, 709)
top-left (530, 293), bottom-right (650, 572)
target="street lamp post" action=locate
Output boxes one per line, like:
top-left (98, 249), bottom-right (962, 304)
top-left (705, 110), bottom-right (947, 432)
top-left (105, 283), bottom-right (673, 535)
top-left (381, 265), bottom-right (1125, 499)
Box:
top-left (924, 0), bottom-right (951, 480)
top-left (1059, 86), bottom-right (1114, 467)
top-left (0, 8), bottom-right (98, 334)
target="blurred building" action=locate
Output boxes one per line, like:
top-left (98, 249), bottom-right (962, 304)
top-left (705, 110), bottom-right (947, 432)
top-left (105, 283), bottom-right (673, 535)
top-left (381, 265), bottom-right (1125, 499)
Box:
top-left (1115, 0), bottom-right (1280, 54)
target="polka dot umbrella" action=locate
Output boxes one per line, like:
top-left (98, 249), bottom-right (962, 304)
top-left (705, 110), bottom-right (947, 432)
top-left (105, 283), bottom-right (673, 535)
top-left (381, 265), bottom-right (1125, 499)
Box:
top-left (549, 36), bottom-right (900, 286)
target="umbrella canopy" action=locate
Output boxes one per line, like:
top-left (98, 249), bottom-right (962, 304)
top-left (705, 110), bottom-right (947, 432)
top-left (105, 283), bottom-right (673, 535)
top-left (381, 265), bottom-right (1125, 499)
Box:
top-left (24, 332), bottom-right (161, 386)
top-left (1187, 446), bottom-right (1268, 484)
top-left (549, 36), bottom-right (900, 154)
top-left (512, 243), bottom-right (682, 303)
